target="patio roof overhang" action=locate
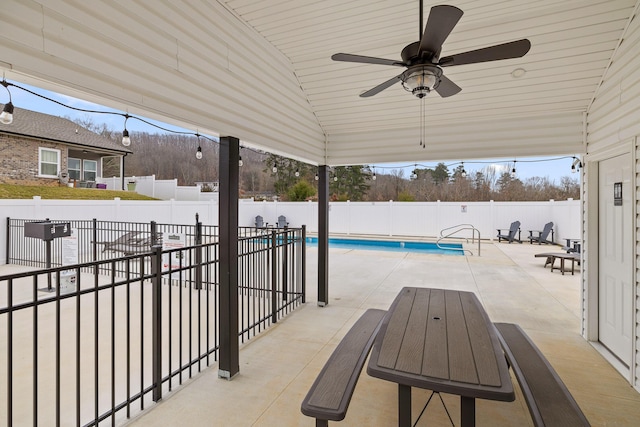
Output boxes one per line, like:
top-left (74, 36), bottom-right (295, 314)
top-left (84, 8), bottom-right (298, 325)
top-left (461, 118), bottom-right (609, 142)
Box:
top-left (0, 0), bottom-right (635, 165)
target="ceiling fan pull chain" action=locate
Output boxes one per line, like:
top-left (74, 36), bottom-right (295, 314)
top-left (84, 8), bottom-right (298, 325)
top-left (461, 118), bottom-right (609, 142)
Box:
top-left (419, 97), bottom-right (423, 147)
top-left (420, 98), bottom-right (427, 149)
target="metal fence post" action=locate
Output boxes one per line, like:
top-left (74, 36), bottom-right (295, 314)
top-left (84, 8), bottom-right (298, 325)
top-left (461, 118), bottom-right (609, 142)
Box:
top-left (282, 227), bottom-right (289, 301)
top-left (301, 225), bottom-right (306, 303)
top-left (151, 245), bottom-right (163, 402)
top-left (150, 221), bottom-right (158, 247)
top-left (271, 230), bottom-right (277, 324)
top-left (195, 218), bottom-right (202, 290)
top-left (92, 218), bottom-right (98, 262)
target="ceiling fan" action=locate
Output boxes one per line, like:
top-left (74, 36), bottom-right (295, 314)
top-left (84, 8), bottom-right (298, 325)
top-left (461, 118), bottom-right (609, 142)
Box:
top-left (331, 3), bottom-right (531, 98)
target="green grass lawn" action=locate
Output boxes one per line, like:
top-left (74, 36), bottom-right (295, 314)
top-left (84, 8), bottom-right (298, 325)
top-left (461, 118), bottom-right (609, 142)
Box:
top-left (0, 184), bottom-right (158, 200)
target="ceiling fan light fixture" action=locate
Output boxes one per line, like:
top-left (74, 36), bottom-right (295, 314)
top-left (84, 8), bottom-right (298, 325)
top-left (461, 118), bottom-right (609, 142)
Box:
top-left (402, 66), bottom-right (441, 98)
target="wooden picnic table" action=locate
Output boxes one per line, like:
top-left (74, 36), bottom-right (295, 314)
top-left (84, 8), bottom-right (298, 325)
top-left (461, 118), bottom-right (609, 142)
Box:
top-left (367, 287), bottom-right (514, 427)
top-left (534, 252), bottom-right (581, 275)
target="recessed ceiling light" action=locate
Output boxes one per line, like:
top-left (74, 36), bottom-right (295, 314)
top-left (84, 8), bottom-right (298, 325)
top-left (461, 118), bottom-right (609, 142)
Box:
top-left (511, 68), bottom-right (526, 78)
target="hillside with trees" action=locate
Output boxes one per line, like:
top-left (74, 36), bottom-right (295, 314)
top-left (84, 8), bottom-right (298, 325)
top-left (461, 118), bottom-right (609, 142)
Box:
top-left (73, 119), bottom-right (580, 202)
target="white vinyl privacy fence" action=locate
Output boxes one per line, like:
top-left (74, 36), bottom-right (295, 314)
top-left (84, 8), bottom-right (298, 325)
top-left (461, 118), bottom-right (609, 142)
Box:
top-left (1, 198), bottom-right (580, 264)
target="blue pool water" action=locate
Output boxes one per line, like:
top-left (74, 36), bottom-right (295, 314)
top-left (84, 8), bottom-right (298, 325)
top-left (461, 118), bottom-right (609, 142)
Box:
top-left (305, 237), bottom-right (463, 255)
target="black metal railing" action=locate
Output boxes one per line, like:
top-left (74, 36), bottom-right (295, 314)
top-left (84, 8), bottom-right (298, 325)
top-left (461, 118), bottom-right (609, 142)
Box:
top-left (1, 223), bottom-right (305, 426)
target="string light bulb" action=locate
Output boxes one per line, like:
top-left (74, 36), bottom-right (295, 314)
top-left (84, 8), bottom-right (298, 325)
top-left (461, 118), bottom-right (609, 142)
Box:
top-left (314, 172), bottom-right (319, 181)
top-left (272, 166), bottom-right (277, 173)
top-left (461, 162), bottom-right (467, 178)
top-left (372, 171), bottom-right (376, 181)
top-left (0, 101), bottom-right (13, 125)
top-left (239, 155), bottom-right (243, 167)
top-left (195, 132), bottom-right (203, 159)
top-left (295, 168), bottom-right (300, 177)
top-left (511, 161), bottom-right (517, 178)
top-left (1, 80), bottom-right (14, 125)
top-left (121, 115), bottom-right (131, 147)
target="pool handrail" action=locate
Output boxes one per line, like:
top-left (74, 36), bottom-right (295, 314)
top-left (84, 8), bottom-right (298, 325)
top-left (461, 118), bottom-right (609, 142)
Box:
top-left (438, 224), bottom-right (480, 256)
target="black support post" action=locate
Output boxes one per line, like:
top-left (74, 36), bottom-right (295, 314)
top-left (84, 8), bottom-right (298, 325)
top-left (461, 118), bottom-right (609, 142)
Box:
top-left (6, 217), bottom-right (11, 265)
top-left (218, 136), bottom-right (240, 380)
top-left (318, 165), bottom-right (329, 306)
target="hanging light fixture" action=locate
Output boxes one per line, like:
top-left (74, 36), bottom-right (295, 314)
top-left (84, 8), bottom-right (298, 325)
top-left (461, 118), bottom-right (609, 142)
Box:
top-left (400, 65), bottom-right (442, 150)
top-left (461, 162), bottom-right (467, 178)
top-left (121, 114), bottom-right (131, 147)
top-left (314, 172), bottom-right (319, 181)
top-left (571, 157), bottom-right (582, 173)
top-left (1, 80), bottom-right (14, 125)
top-left (295, 168), bottom-right (300, 177)
top-left (272, 166), bottom-right (278, 173)
top-left (401, 65), bottom-right (441, 99)
top-left (195, 132), bottom-right (203, 159)
top-left (372, 171), bottom-right (377, 181)
top-left (511, 161), bottom-right (517, 178)
top-left (238, 155), bottom-right (243, 167)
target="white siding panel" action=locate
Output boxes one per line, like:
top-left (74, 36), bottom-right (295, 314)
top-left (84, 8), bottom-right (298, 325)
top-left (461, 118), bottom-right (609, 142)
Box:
top-left (0, 0), bottom-right (326, 163)
top-left (327, 112), bottom-right (585, 165)
top-left (587, 3), bottom-right (640, 392)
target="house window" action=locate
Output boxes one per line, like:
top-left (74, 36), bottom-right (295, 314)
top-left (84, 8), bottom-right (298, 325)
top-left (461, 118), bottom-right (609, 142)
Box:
top-left (83, 159), bottom-right (97, 181)
top-left (68, 158), bottom-right (81, 180)
top-left (39, 147), bottom-right (60, 177)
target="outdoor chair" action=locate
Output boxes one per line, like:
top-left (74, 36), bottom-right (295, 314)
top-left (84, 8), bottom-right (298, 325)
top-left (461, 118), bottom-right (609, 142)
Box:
top-left (497, 221), bottom-right (522, 243)
top-left (528, 222), bottom-right (554, 244)
top-left (255, 215), bottom-right (266, 228)
top-left (276, 215), bottom-right (289, 228)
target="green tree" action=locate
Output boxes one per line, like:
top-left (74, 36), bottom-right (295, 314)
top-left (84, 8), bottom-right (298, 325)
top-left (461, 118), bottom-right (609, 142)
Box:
top-left (329, 166), bottom-right (372, 201)
top-left (496, 172), bottom-right (524, 200)
top-left (432, 162), bottom-right (450, 185)
top-left (264, 154), bottom-right (314, 196)
top-left (473, 171), bottom-right (492, 200)
top-left (287, 180), bottom-right (316, 201)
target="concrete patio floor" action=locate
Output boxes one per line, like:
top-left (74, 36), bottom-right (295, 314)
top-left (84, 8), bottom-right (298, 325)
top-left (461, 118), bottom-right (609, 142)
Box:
top-left (125, 241), bottom-right (640, 426)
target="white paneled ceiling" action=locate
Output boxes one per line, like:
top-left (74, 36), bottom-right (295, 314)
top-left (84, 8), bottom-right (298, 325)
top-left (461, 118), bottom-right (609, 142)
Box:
top-left (1, 0), bottom-right (637, 165)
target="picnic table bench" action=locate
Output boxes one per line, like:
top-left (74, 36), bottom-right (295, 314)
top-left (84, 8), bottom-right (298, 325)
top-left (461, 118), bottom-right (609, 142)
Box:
top-left (98, 231), bottom-right (163, 255)
top-left (301, 309), bottom-right (386, 426)
top-left (495, 323), bottom-right (590, 426)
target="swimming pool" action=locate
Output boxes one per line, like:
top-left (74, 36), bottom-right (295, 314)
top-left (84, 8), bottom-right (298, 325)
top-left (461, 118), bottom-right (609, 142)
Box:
top-left (305, 237), bottom-right (463, 255)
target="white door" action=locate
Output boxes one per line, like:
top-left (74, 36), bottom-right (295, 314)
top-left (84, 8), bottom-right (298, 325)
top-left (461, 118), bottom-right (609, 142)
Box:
top-left (598, 153), bottom-right (633, 366)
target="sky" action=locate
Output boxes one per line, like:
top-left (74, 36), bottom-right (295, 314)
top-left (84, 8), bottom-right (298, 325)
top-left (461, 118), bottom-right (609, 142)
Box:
top-left (4, 80), bottom-right (580, 183)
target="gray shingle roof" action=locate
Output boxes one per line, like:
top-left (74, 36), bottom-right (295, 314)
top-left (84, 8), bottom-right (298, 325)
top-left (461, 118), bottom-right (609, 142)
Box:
top-left (0, 104), bottom-right (132, 154)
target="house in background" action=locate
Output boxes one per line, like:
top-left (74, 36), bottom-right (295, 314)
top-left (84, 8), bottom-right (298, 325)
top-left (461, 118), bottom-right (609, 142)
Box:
top-left (0, 104), bottom-right (132, 187)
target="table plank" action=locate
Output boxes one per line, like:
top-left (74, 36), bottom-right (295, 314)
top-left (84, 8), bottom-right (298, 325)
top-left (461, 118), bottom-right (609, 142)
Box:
top-left (379, 288), bottom-right (415, 369)
top-left (445, 290), bottom-right (479, 384)
top-left (396, 288), bottom-right (430, 374)
top-left (423, 288), bottom-right (449, 379)
top-left (460, 292), bottom-right (502, 387)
